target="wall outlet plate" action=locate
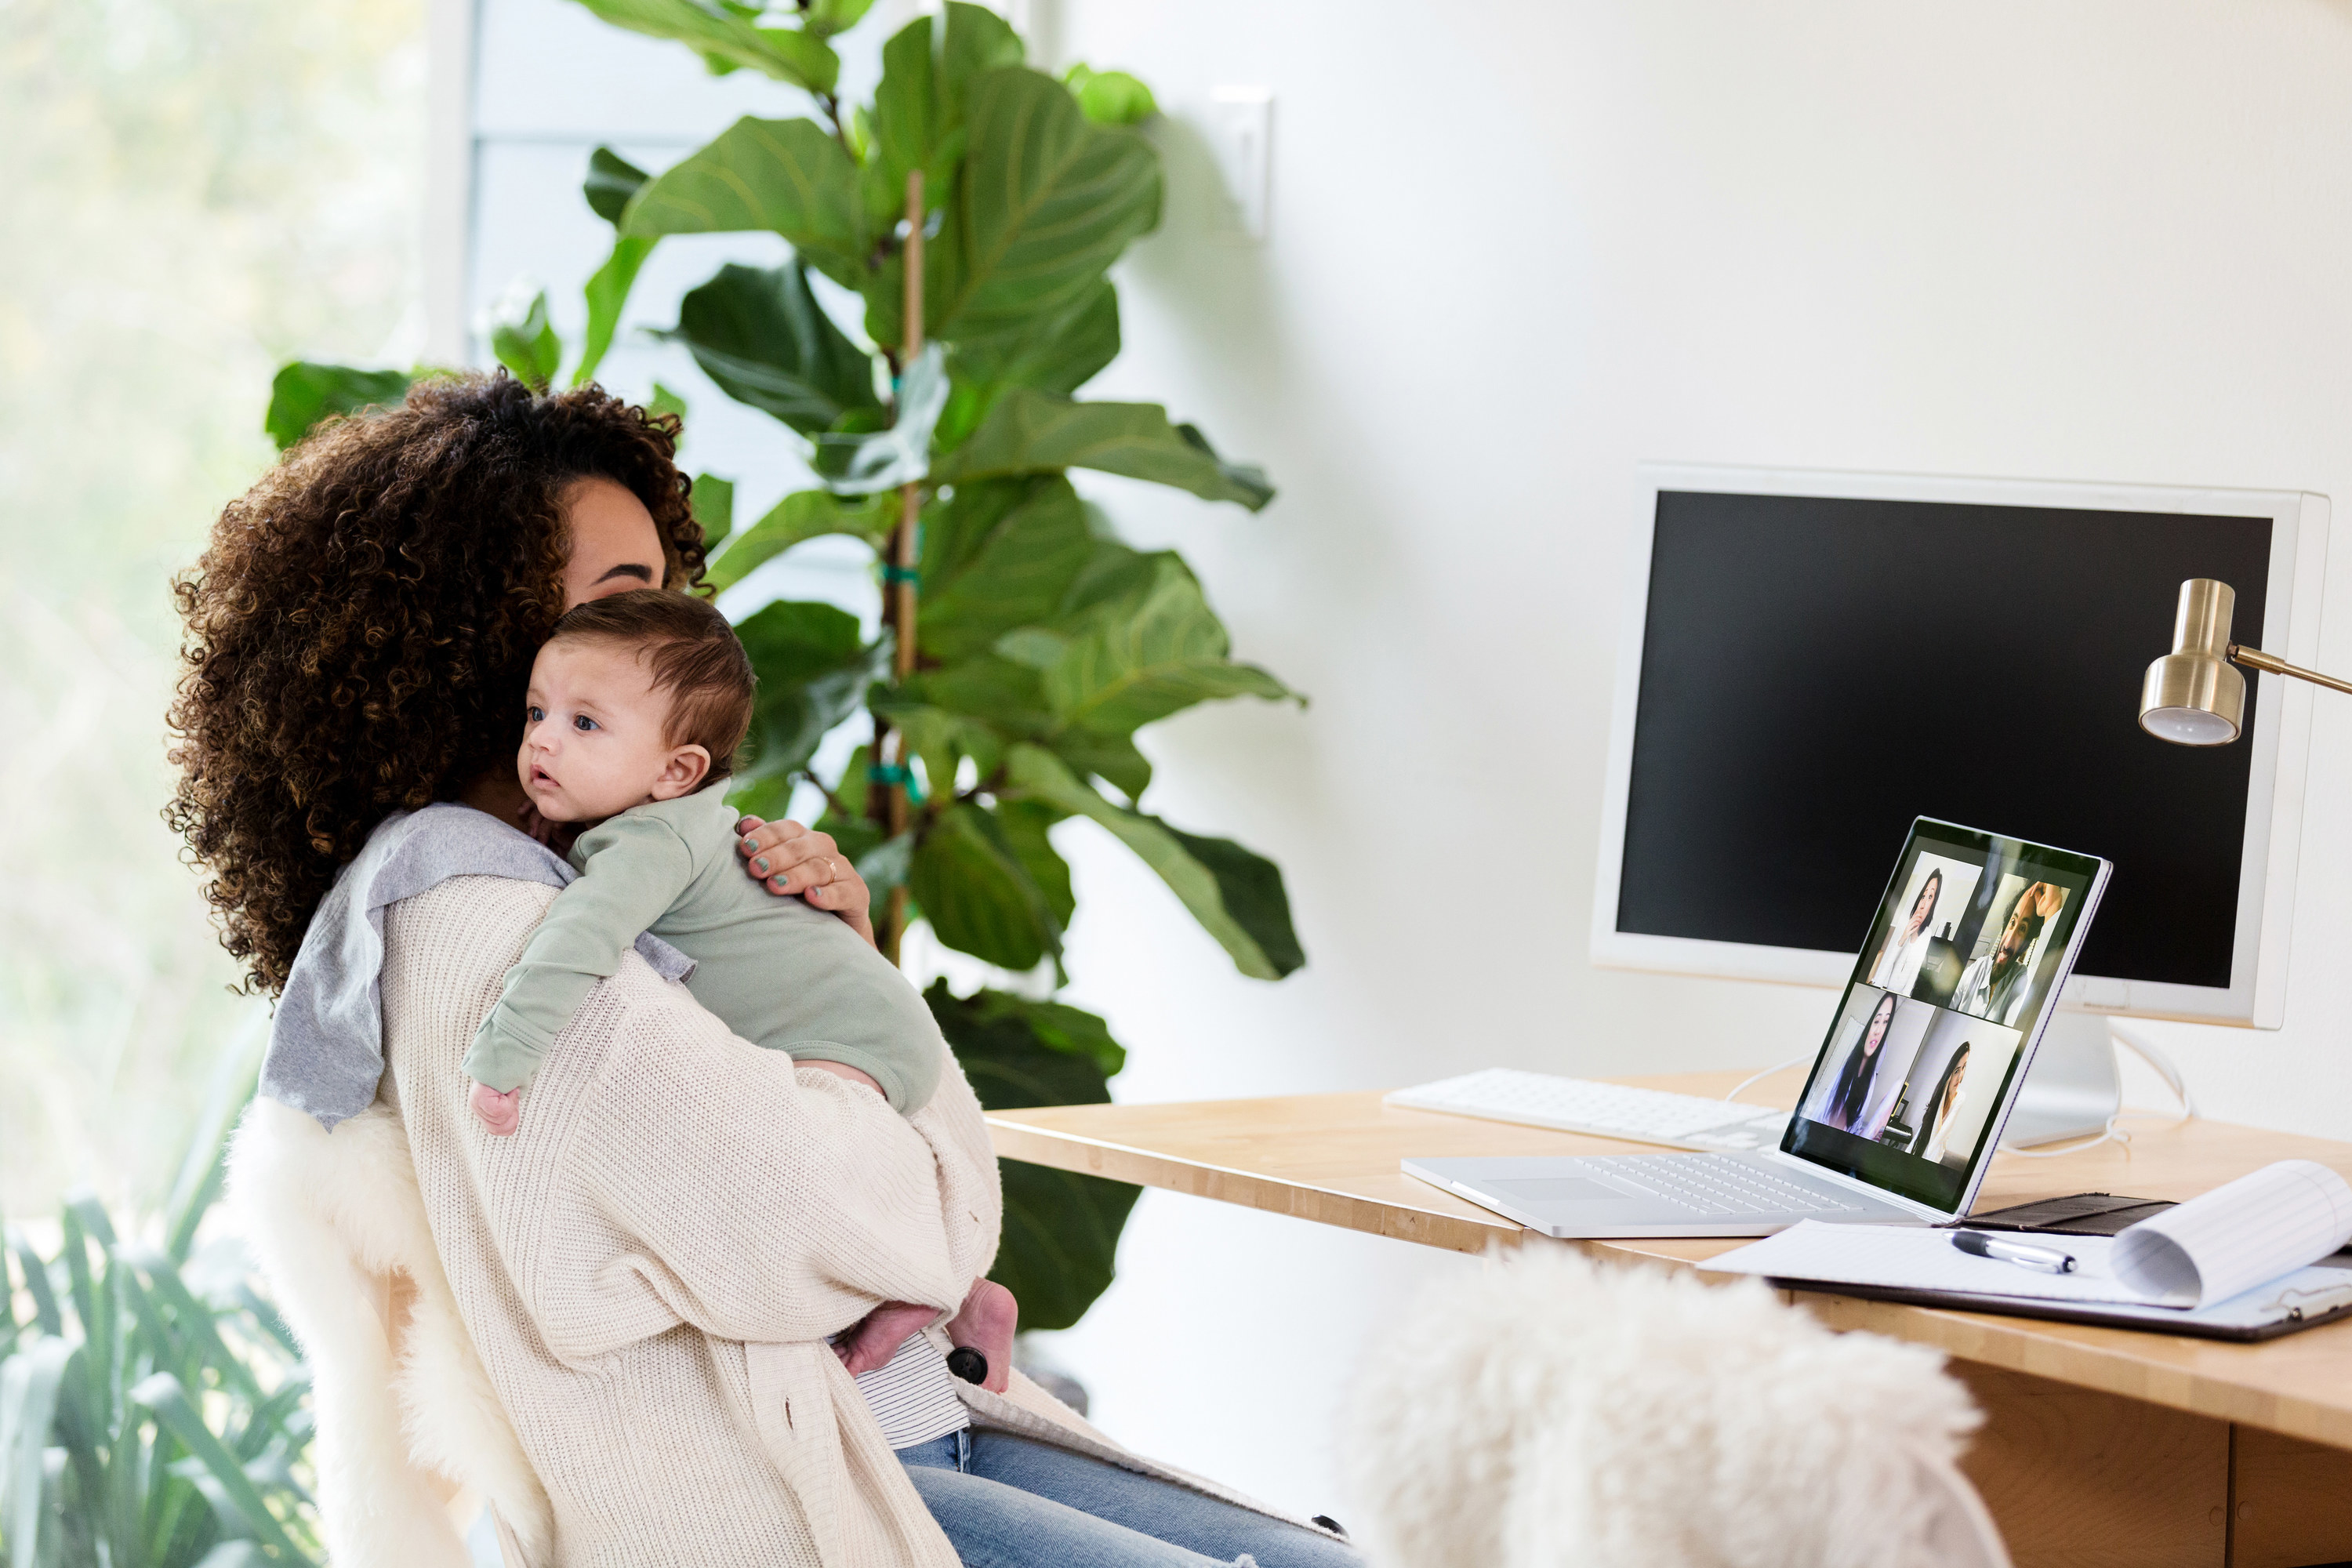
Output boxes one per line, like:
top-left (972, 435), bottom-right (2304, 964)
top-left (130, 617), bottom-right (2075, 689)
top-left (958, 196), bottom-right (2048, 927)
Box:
top-left (1207, 85), bottom-right (1272, 243)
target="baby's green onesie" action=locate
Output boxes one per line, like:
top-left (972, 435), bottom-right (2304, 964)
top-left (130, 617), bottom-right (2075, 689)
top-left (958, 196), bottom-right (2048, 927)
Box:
top-left (463, 787), bottom-right (942, 1112)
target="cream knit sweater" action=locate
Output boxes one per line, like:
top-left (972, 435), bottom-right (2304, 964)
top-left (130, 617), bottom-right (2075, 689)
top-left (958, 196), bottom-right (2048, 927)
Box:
top-left (234, 873), bottom-right (1325, 1567)
top-left (381, 874), bottom-right (992, 1566)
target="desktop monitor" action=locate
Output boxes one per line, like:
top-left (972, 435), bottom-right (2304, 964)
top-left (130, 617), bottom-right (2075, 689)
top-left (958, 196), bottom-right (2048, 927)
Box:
top-left (1591, 465), bottom-right (2326, 1032)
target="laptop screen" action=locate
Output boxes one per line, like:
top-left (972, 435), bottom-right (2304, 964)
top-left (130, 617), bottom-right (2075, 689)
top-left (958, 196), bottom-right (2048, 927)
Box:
top-left (1780, 818), bottom-right (2110, 1214)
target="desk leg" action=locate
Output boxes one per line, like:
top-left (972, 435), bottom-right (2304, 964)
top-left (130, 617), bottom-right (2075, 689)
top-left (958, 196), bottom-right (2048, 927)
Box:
top-left (1950, 1363), bottom-right (2228, 1568)
top-left (2228, 1425), bottom-right (2352, 1568)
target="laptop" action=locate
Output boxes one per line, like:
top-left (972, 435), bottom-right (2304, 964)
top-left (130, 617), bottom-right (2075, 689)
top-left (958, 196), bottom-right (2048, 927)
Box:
top-left (1403, 818), bottom-right (2112, 1237)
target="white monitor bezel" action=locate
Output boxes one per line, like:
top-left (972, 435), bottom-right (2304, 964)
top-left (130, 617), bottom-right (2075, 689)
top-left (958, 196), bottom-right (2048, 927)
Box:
top-left (1589, 463), bottom-right (2326, 1029)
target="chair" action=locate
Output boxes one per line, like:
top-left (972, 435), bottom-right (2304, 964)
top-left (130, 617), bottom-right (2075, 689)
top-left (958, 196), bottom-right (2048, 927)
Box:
top-left (1343, 1247), bottom-right (2009, 1568)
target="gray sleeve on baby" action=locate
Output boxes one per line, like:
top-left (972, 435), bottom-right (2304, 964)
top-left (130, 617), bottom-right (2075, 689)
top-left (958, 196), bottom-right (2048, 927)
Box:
top-left (462, 812), bottom-right (698, 1092)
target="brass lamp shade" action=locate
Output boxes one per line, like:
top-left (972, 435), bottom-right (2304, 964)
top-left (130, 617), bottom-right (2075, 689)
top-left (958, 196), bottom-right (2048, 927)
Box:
top-left (2140, 579), bottom-right (2245, 746)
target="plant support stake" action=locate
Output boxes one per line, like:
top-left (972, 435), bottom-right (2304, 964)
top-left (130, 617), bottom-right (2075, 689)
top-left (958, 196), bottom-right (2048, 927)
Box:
top-left (884, 168), bottom-right (924, 962)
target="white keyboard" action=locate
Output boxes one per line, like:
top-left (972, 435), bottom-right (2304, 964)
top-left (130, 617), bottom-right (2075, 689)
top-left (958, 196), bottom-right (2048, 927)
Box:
top-left (1385, 1068), bottom-right (1791, 1152)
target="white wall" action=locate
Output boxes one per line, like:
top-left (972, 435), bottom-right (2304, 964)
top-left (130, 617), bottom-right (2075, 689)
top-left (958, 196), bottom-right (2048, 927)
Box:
top-left (464, 0), bottom-right (2352, 1524)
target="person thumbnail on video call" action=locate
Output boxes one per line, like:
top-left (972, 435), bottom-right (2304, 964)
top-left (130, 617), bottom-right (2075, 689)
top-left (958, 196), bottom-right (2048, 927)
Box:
top-left (1864, 856), bottom-right (2071, 1025)
top-left (1798, 837), bottom-right (2087, 1189)
top-left (1799, 987), bottom-right (2022, 1172)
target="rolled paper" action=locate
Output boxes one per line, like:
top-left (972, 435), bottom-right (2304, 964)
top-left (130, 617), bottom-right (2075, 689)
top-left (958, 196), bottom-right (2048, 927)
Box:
top-left (2113, 1160), bottom-right (2352, 1308)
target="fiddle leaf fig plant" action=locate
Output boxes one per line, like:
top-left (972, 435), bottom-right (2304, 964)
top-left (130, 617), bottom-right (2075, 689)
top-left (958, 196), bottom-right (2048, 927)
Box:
top-left (260, 0), bottom-right (1302, 1331)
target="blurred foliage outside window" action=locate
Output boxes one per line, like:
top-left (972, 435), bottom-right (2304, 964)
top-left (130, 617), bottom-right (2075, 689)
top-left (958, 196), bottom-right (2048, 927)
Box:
top-left (0, 0), bottom-right (427, 1221)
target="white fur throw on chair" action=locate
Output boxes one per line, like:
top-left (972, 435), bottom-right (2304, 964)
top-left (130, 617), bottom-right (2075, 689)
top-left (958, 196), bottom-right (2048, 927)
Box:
top-left (1344, 1249), bottom-right (2009, 1568)
top-left (227, 1098), bottom-right (551, 1568)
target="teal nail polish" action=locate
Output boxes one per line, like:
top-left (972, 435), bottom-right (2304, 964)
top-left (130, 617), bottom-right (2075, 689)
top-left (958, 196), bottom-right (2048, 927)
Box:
top-left (754, 858), bottom-right (768, 873)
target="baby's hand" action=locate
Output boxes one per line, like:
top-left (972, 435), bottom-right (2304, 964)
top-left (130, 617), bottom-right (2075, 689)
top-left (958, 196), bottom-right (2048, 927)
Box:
top-left (946, 1279), bottom-right (1017, 1393)
top-left (800, 1059), bottom-right (883, 1096)
top-left (470, 1081), bottom-right (521, 1137)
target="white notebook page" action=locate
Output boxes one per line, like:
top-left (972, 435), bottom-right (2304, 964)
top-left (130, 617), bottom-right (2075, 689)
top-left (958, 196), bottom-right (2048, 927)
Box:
top-left (2111, 1160), bottom-right (2352, 1308)
top-left (1708, 1160), bottom-right (2352, 1310)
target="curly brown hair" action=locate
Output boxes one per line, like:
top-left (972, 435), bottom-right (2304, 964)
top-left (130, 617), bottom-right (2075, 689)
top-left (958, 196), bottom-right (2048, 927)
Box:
top-left (166, 373), bottom-right (708, 994)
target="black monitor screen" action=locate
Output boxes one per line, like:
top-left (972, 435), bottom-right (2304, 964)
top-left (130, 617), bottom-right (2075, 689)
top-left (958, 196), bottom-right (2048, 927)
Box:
top-left (1616, 490), bottom-right (2274, 989)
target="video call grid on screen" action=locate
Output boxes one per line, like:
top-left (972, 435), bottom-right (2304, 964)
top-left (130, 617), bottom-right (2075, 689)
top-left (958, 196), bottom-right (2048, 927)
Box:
top-left (1614, 489), bottom-right (2271, 991)
top-left (1784, 827), bottom-right (2100, 1210)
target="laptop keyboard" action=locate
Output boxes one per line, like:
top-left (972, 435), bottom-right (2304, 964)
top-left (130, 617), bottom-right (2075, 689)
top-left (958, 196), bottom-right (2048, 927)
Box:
top-left (1603, 1156), bottom-right (1867, 1217)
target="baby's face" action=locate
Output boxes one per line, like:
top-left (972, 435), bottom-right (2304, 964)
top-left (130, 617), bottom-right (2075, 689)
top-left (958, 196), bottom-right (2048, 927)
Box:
top-left (517, 639), bottom-right (706, 822)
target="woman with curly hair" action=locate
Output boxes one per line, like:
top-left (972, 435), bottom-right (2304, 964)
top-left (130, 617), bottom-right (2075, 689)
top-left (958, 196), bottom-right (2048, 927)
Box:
top-left (167, 372), bottom-right (863, 992)
top-left (177, 374), bottom-right (1356, 1568)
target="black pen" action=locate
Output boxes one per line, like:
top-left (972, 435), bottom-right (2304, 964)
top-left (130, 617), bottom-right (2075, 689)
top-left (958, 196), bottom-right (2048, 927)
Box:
top-left (1951, 1229), bottom-right (2077, 1274)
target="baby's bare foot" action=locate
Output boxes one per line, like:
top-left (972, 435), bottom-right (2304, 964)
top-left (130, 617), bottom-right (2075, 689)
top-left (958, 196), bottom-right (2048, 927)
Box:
top-left (470, 1081), bottom-right (521, 1137)
top-left (947, 1279), bottom-right (1018, 1392)
top-left (836, 1301), bottom-right (938, 1376)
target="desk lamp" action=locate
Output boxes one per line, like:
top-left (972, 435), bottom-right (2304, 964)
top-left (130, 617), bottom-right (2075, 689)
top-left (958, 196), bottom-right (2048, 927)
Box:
top-left (2140, 579), bottom-right (2352, 745)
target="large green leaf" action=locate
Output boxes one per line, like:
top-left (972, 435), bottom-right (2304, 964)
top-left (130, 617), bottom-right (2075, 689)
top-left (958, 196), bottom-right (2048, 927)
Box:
top-left (1044, 729), bottom-right (1150, 801)
top-left (800, 0), bottom-right (877, 43)
top-left (263, 363), bottom-right (412, 451)
top-left (1064, 64), bottom-right (1159, 126)
top-left (889, 704), bottom-right (962, 807)
top-left (1006, 744), bottom-right (1304, 979)
top-left (870, 9), bottom-right (1012, 204)
top-left (938, 3), bottom-right (1026, 112)
top-left (621, 116), bottom-right (866, 285)
top-left (132, 1375), bottom-right (314, 1563)
top-left (579, 153), bottom-right (657, 386)
top-left (898, 655), bottom-right (1054, 739)
top-left (2, 1338), bottom-right (73, 1566)
top-left (732, 600), bottom-right (887, 779)
top-left (5, 1234), bottom-right (58, 1338)
top-left (565, 0), bottom-right (840, 93)
top-left (948, 68), bottom-right (1160, 339)
top-left (1056, 537), bottom-right (1163, 620)
top-left (690, 473), bottom-right (735, 549)
top-left (920, 476), bottom-right (1093, 662)
top-left (924, 982), bottom-right (1138, 1331)
top-left (928, 981), bottom-right (1124, 1091)
top-left (931, 388), bottom-right (1274, 509)
top-left (995, 798), bottom-right (1076, 930)
top-left (868, 15), bottom-right (956, 232)
top-left (706, 489), bottom-right (894, 591)
top-left (947, 277), bottom-right (1120, 415)
top-left (574, 235), bottom-right (655, 387)
top-left (583, 145), bottom-right (652, 224)
top-left (993, 1163), bottom-right (1141, 1334)
top-left (908, 802), bottom-right (1061, 970)
top-left (1037, 554), bottom-right (1298, 735)
top-left (490, 289), bottom-right (562, 392)
top-left (660, 261), bottom-right (881, 436)
top-left (865, 4), bottom-right (1024, 224)
top-left (871, 698), bottom-right (1007, 800)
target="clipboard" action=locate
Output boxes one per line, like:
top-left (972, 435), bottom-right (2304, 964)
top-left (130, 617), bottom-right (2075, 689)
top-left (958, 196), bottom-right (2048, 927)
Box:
top-left (1770, 1271), bottom-right (2352, 1341)
top-left (1704, 1220), bottom-right (2352, 1341)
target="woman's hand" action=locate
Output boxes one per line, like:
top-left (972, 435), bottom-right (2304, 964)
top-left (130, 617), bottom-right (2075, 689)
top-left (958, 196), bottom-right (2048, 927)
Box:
top-left (735, 816), bottom-right (875, 946)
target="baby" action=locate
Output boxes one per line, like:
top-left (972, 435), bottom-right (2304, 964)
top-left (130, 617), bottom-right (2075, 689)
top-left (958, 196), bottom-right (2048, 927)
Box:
top-left (463, 588), bottom-right (938, 1132)
top-left (464, 588), bottom-right (1014, 1394)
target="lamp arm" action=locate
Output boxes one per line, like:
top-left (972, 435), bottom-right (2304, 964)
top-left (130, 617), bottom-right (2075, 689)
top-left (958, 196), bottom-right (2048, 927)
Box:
top-left (2228, 644), bottom-right (2352, 700)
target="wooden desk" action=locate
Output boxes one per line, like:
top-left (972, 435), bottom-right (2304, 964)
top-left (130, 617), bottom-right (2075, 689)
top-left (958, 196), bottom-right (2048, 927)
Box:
top-left (988, 1072), bottom-right (2352, 1568)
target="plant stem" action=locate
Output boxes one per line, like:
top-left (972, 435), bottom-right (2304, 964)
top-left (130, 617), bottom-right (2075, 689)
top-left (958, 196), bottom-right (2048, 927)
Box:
top-left (818, 91), bottom-right (852, 158)
top-left (877, 167), bottom-right (925, 966)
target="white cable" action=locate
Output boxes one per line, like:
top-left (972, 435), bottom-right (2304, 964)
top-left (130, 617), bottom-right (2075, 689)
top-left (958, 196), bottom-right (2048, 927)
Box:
top-left (1997, 1022), bottom-right (2196, 1158)
top-left (1725, 1057), bottom-right (1810, 1105)
top-left (1999, 1112), bottom-right (2129, 1159)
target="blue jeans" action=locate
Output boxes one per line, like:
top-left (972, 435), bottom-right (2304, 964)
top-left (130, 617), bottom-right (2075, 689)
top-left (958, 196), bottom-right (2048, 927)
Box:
top-left (899, 1429), bottom-right (1362, 1568)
